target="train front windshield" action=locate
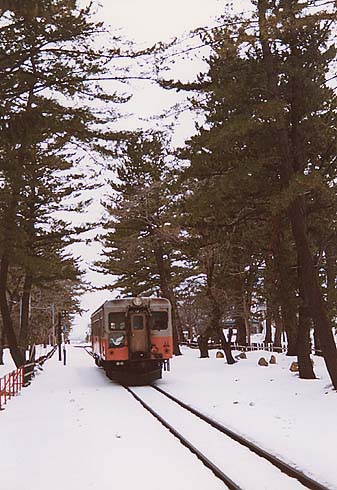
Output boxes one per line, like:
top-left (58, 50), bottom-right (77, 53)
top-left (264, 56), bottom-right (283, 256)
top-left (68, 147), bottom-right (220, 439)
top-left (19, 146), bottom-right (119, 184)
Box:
top-left (108, 312), bottom-right (126, 331)
top-left (132, 315), bottom-right (144, 330)
top-left (151, 311), bottom-right (168, 330)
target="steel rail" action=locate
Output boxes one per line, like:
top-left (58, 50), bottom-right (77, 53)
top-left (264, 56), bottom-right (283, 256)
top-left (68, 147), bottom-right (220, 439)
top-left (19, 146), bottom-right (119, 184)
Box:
top-left (125, 386), bottom-right (242, 490)
top-left (84, 344), bottom-right (330, 490)
top-left (151, 384), bottom-right (330, 490)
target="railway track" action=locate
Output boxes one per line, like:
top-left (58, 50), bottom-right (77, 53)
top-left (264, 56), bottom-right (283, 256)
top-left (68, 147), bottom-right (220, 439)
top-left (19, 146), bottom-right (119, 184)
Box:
top-left (126, 385), bottom-right (331, 490)
top-left (81, 346), bottom-right (331, 489)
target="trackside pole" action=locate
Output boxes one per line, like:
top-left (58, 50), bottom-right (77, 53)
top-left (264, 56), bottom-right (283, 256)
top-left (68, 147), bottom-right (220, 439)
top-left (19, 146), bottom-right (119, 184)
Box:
top-left (58, 312), bottom-right (62, 361)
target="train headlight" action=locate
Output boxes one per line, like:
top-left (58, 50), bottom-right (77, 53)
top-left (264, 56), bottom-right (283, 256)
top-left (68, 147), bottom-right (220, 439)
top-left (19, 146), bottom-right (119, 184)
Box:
top-left (133, 297), bottom-right (143, 307)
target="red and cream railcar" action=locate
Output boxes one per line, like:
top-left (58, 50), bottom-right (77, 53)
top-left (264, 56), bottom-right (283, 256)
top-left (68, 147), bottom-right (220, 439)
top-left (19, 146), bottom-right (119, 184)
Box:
top-left (91, 297), bottom-right (173, 385)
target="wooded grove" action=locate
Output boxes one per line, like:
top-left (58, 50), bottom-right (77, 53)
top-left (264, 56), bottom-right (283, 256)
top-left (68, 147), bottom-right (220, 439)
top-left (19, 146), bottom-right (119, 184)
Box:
top-left (1, 0), bottom-right (337, 389)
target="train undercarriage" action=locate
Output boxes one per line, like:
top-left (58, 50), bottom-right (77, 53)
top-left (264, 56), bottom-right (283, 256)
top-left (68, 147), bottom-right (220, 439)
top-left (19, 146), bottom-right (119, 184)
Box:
top-left (95, 357), bottom-right (170, 385)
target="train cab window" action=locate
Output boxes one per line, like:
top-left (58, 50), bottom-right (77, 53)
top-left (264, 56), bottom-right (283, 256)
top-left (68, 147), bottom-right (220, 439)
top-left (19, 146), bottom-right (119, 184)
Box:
top-left (151, 311), bottom-right (168, 331)
top-left (108, 312), bottom-right (126, 331)
top-left (132, 315), bottom-right (144, 330)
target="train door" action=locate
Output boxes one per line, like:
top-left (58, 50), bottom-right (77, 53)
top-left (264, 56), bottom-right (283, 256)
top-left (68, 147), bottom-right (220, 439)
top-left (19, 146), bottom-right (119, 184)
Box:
top-left (129, 313), bottom-right (149, 353)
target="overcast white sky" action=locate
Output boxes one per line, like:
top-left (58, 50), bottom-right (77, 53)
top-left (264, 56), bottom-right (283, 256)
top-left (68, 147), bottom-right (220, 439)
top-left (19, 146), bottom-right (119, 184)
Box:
top-left (96, 0), bottom-right (227, 44)
top-left (71, 0), bottom-right (251, 338)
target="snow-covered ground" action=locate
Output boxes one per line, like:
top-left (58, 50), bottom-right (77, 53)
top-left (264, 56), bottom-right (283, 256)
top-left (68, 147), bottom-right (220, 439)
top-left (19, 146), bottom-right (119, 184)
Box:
top-left (0, 345), bottom-right (336, 490)
top-left (0, 345), bottom-right (50, 377)
top-left (0, 349), bottom-right (16, 376)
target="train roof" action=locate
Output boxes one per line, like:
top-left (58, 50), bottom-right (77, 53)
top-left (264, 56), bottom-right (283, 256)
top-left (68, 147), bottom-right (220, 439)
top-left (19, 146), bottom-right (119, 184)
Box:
top-left (90, 297), bottom-right (170, 317)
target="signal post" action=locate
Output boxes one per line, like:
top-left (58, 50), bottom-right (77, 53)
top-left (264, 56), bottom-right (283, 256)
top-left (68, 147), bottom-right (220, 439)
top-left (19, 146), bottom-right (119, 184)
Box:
top-left (57, 310), bottom-right (68, 364)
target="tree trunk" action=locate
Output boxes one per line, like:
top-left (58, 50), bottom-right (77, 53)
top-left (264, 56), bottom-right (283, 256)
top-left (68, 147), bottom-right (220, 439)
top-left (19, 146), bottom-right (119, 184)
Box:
top-left (29, 343), bottom-right (36, 363)
top-left (264, 300), bottom-right (272, 344)
top-left (313, 328), bottom-right (321, 356)
top-left (19, 273), bottom-right (33, 359)
top-left (242, 296), bottom-right (251, 347)
top-left (0, 326), bottom-right (4, 364)
top-left (265, 257), bottom-right (282, 348)
top-left (273, 236), bottom-right (298, 355)
top-left (153, 242), bottom-right (182, 355)
top-left (290, 197), bottom-right (337, 385)
top-left (204, 253), bottom-right (230, 360)
top-left (171, 310), bottom-right (181, 356)
top-left (235, 316), bottom-right (247, 346)
top-left (297, 279), bottom-right (316, 379)
top-left (0, 176), bottom-right (25, 367)
top-left (273, 307), bottom-right (283, 350)
top-left (281, 305), bottom-right (298, 356)
top-left (326, 240), bottom-right (337, 322)
top-left (0, 257), bottom-right (25, 367)
top-left (219, 328), bottom-right (236, 364)
top-left (297, 305), bottom-right (315, 379)
top-left (278, 283), bottom-right (298, 355)
top-left (258, 0), bottom-right (337, 388)
top-left (0, 329), bottom-right (3, 365)
top-left (197, 335), bottom-right (209, 358)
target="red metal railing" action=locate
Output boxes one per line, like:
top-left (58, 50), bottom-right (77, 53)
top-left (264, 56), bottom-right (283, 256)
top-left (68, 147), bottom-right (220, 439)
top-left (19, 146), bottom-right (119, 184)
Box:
top-left (0, 346), bottom-right (57, 412)
top-left (0, 367), bottom-right (24, 410)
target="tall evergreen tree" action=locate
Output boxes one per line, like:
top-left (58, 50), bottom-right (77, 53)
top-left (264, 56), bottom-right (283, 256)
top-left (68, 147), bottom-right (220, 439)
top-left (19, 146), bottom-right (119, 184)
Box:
top-left (96, 131), bottom-right (185, 355)
top-left (0, 0), bottom-right (126, 366)
top-left (256, 0), bottom-right (337, 385)
top-left (162, 0), bottom-right (337, 385)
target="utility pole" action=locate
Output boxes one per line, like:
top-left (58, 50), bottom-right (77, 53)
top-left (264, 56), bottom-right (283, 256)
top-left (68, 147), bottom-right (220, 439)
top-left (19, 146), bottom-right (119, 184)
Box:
top-left (57, 312), bottom-right (62, 361)
top-left (63, 343), bottom-right (67, 365)
top-left (51, 303), bottom-right (55, 346)
top-left (58, 310), bottom-right (68, 364)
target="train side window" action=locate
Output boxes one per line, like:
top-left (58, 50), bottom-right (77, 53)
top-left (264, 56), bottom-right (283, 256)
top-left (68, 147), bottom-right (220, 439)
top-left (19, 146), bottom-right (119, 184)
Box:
top-left (132, 315), bottom-right (144, 330)
top-left (93, 319), bottom-right (99, 336)
top-left (151, 311), bottom-right (168, 330)
top-left (108, 312), bottom-right (126, 331)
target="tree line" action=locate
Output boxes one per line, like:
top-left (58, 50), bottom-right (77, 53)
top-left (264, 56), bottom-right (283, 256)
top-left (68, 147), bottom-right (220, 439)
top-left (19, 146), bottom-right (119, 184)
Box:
top-left (96, 0), bottom-right (337, 390)
top-left (1, 0), bottom-right (337, 391)
top-left (0, 0), bottom-right (130, 366)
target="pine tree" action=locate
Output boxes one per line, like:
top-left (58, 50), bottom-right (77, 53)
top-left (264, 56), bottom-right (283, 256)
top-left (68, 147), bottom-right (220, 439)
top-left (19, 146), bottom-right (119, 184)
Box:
top-left (97, 131), bottom-right (185, 354)
top-left (163, 0), bottom-right (337, 384)
top-left (255, 0), bottom-right (337, 386)
top-left (0, 0), bottom-right (126, 366)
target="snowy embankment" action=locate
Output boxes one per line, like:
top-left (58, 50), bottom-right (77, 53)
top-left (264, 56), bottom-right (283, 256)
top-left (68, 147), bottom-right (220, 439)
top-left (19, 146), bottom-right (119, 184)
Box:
top-left (0, 345), bottom-right (50, 377)
top-left (0, 349), bottom-right (16, 376)
top-left (0, 345), bottom-right (336, 490)
top-left (164, 347), bottom-right (337, 489)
